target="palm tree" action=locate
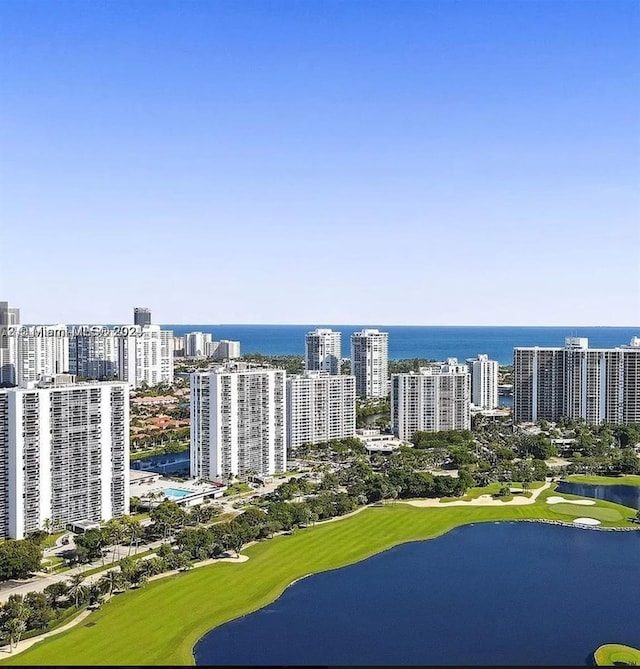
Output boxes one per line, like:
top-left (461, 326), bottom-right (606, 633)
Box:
top-left (3, 617), bottom-right (27, 653)
top-left (86, 583), bottom-right (105, 609)
top-left (104, 520), bottom-right (126, 564)
top-left (43, 581), bottom-right (69, 609)
top-left (1, 595), bottom-right (29, 651)
top-left (121, 516), bottom-right (143, 556)
top-left (98, 570), bottom-right (124, 600)
top-left (133, 574), bottom-right (148, 589)
top-left (67, 573), bottom-right (86, 609)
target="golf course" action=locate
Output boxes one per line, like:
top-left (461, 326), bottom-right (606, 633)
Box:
top-left (1, 484), bottom-right (637, 666)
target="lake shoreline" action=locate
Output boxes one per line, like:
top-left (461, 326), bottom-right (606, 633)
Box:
top-left (2, 485), bottom-right (637, 667)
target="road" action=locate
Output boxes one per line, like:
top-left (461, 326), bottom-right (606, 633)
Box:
top-left (0, 473), bottom-right (309, 604)
top-left (0, 538), bottom-right (168, 604)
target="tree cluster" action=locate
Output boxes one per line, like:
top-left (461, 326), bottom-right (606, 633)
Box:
top-left (0, 539), bottom-right (42, 582)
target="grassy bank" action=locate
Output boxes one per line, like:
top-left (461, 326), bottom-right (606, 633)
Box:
top-left (564, 474), bottom-right (640, 486)
top-left (594, 643), bottom-right (640, 666)
top-left (2, 492), bottom-right (636, 666)
top-left (440, 480), bottom-right (544, 503)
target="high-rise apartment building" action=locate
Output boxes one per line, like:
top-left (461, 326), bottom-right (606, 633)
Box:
top-left (513, 337), bottom-right (640, 425)
top-left (305, 329), bottom-right (341, 375)
top-left (210, 340), bottom-right (241, 360)
top-left (0, 302), bottom-right (20, 327)
top-left (69, 329), bottom-right (119, 380)
top-left (185, 332), bottom-right (212, 358)
top-left (173, 336), bottom-right (186, 357)
top-left (466, 354), bottom-right (499, 410)
top-left (133, 307), bottom-right (152, 326)
top-left (286, 371), bottom-right (356, 451)
top-left (0, 375), bottom-right (129, 539)
top-left (190, 363), bottom-right (286, 480)
top-left (0, 302), bottom-right (20, 386)
top-left (391, 358), bottom-right (471, 440)
top-left (14, 325), bottom-right (70, 386)
top-left (351, 329), bottom-right (389, 398)
top-left (117, 325), bottom-right (174, 389)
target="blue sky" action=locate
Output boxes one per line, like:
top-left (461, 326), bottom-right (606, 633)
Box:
top-left (1, 0), bottom-right (638, 325)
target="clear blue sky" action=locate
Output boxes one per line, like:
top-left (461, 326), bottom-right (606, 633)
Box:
top-left (1, 0), bottom-right (638, 325)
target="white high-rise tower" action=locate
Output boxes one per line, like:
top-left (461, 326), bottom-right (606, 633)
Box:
top-left (0, 376), bottom-right (129, 539)
top-left (350, 329), bottom-right (389, 398)
top-left (190, 362), bottom-right (286, 480)
top-left (466, 354), bottom-right (499, 410)
top-left (391, 359), bottom-right (471, 440)
top-left (305, 329), bottom-right (341, 375)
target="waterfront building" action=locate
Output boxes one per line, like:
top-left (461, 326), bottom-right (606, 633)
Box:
top-left (513, 337), bottom-right (640, 425)
top-left (391, 358), bottom-right (471, 440)
top-left (286, 371), bottom-right (355, 451)
top-left (0, 301), bottom-right (20, 327)
top-left (0, 302), bottom-right (19, 385)
top-left (305, 329), bottom-right (341, 375)
top-left (133, 307), bottom-right (152, 326)
top-left (0, 375), bottom-right (129, 539)
top-left (69, 329), bottom-right (119, 380)
top-left (117, 325), bottom-right (174, 389)
top-left (351, 329), bottom-right (389, 398)
top-left (174, 336), bottom-right (185, 357)
top-left (185, 332), bottom-right (212, 358)
top-left (210, 340), bottom-right (241, 360)
top-left (12, 325), bottom-right (70, 386)
top-left (190, 362), bottom-right (286, 480)
top-left (466, 354), bottom-right (499, 410)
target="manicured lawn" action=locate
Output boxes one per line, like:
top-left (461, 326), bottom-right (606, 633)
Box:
top-left (594, 643), bottom-right (640, 666)
top-left (80, 550), bottom-right (156, 578)
top-left (441, 481), bottom-right (543, 503)
top-left (549, 503), bottom-right (622, 522)
top-left (223, 482), bottom-right (251, 496)
top-left (564, 474), bottom-right (640, 487)
top-left (2, 495), bottom-right (636, 667)
top-left (41, 531), bottom-right (67, 549)
top-left (40, 555), bottom-right (68, 574)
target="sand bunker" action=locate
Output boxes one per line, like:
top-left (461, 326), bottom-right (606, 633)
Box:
top-left (572, 517), bottom-right (601, 526)
top-left (546, 496), bottom-right (596, 505)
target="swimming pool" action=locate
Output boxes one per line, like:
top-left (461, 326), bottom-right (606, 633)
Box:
top-left (164, 487), bottom-right (193, 499)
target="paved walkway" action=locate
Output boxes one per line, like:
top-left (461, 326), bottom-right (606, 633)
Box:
top-left (0, 609), bottom-right (93, 657)
top-left (0, 554), bottom-right (250, 658)
top-left (0, 485), bottom-right (557, 656)
top-left (0, 539), bottom-right (166, 604)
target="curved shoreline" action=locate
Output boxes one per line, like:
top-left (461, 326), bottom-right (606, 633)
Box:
top-left (192, 517), bottom-right (640, 665)
top-left (2, 491), bottom-right (637, 667)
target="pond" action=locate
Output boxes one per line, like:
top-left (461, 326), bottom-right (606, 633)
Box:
top-left (557, 481), bottom-right (640, 510)
top-left (130, 451), bottom-right (190, 475)
top-left (195, 522), bottom-right (640, 666)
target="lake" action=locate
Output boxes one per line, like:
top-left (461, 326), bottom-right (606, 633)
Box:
top-left (130, 451), bottom-right (190, 475)
top-left (557, 481), bottom-right (640, 510)
top-left (194, 522), bottom-right (640, 666)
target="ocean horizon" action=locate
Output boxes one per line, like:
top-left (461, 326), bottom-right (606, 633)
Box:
top-left (162, 325), bottom-right (639, 366)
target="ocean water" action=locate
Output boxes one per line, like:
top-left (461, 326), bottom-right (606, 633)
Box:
top-left (164, 325), bottom-right (638, 365)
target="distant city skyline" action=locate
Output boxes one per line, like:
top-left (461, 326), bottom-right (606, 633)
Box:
top-left (1, 1), bottom-right (638, 326)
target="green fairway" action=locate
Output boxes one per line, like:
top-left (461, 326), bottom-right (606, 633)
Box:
top-left (1, 495), bottom-right (636, 667)
top-left (594, 643), bottom-right (640, 665)
top-left (549, 503), bottom-right (622, 522)
top-left (440, 481), bottom-right (542, 502)
top-left (564, 474), bottom-right (640, 487)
